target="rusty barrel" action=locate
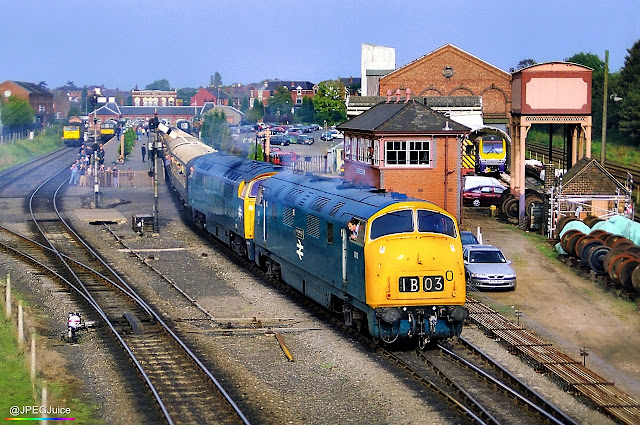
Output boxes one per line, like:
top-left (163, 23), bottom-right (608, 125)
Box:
top-left (560, 229), bottom-right (582, 254)
top-left (618, 259), bottom-right (640, 292)
top-left (632, 265), bottom-right (640, 292)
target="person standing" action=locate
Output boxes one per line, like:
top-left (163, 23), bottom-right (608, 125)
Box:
top-left (69, 163), bottom-right (79, 185)
top-left (112, 165), bottom-right (119, 187)
top-left (141, 144), bottom-right (147, 162)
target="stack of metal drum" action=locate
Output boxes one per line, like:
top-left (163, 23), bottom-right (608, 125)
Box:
top-left (557, 215), bottom-right (640, 294)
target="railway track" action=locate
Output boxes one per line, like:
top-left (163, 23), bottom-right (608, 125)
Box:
top-left (0, 147), bottom-right (73, 192)
top-left (466, 298), bottom-right (640, 425)
top-left (0, 163), bottom-right (250, 425)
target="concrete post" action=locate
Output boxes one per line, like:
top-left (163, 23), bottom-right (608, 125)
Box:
top-left (31, 332), bottom-right (36, 383)
top-left (5, 273), bottom-right (10, 319)
top-left (41, 383), bottom-right (47, 425)
top-left (18, 301), bottom-right (24, 346)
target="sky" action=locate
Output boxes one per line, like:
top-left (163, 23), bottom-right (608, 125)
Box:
top-left (2, 0), bottom-right (639, 91)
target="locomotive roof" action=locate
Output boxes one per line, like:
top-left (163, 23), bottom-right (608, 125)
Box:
top-left (262, 171), bottom-right (442, 224)
top-left (162, 129), bottom-right (215, 166)
top-left (193, 152), bottom-right (282, 182)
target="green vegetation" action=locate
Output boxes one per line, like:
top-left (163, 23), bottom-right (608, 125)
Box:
top-left (1, 96), bottom-right (35, 128)
top-left (0, 128), bottom-right (63, 171)
top-left (0, 318), bottom-right (35, 418)
top-left (201, 110), bottom-right (232, 152)
top-left (118, 128), bottom-right (136, 158)
top-left (313, 80), bottom-right (347, 126)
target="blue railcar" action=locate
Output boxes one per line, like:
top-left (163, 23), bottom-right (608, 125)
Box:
top-left (189, 152), bottom-right (281, 257)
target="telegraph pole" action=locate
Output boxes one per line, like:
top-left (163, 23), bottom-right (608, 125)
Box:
top-left (600, 50), bottom-right (609, 165)
top-left (93, 109), bottom-right (99, 208)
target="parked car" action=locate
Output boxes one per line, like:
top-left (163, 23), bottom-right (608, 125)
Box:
top-left (298, 135), bottom-right (314, 145)
top-left (320, 132), bottom-right (333, 141)
top-left (330, 129), bottom-right (344, 139)
top-left (269, 135), bottom-right (290, 146)
top-left (462, 184), bottom-right (506, 207)
top-left (310, 124), bottom-right (320, 131)
top-left (463, 244), bottom-right (516, 290)
top-left (460, 231), bottom-right (479, 246)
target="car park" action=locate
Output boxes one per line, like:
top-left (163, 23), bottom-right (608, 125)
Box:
top-left (330, 129), bottom-right (344, 139)
top-left (463, 184), bottom-right (506, 207)
top-left (298, 135), bottom-right (314, 145)
top-left (460, 231), bottom-right (479, 246)
top-left (320, 132), bottom-right (333, 141)
top-left (269, 135), bottom-right (289, 146)
top-left (463, 244), bottom-right (516, 290)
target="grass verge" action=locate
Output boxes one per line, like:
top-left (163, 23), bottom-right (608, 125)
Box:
top-left (0, 128), bottom-right (64, 171)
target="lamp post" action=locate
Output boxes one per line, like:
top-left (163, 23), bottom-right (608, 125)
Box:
top-left (324, 120), bottom-right (328, 174)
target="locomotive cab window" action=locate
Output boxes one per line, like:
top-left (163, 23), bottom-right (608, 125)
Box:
top-left (347, 217), bottom-right (366, 245)
top-left (369, 210), bottom-right (413, 240)
top-left (417, 210), bottom-right (457, 238)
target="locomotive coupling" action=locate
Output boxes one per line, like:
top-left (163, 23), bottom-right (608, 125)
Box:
top-left (376, 307), bottom-right (402, 324)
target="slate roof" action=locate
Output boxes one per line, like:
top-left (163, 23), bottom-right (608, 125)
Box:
top-left (266, 81), bottom-right (315, 91)
top-left (560, 157), bottom-right (627, 193)
top-left (337, 99), bottom-right (470, 134)
top-left (12, 81), bottom-right (52, 96)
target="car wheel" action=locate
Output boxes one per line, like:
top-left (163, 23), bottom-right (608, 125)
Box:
top-left (472, 199), bottom-right (481, 207)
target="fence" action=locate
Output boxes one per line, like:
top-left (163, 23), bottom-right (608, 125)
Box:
top-left (0, 129), bottom-right (42, 144)
top-left (271, 154), bottom-right (341, 175)
top-left (2, 273), bottom-right (51, 423)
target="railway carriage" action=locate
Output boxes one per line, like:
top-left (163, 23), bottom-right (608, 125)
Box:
top-left (252, 173), bottom-right (468, 345)
top-left (161, 128), bottom-right (215, 201)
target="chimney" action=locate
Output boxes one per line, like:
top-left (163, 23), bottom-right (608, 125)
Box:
top-left (386, 90), bottom-right (392, 103)
top-left (395, 88), bottom-right (401, 103)
top-left (405, 88), bottom-right (411, 103)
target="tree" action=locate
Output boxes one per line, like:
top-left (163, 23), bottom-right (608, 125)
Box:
top-left (614, 39), bottom-right (640, 145)
top-left (200, 110), bottom-right (232, 151)
top-left (145, 79), bottom-right (171, 91)
top-left (67, 105), bottom-right (81, 119)
top-left (210, 72), bottom-right (222, 88)
top-left (294, 96), bottom-right (315, 123)
top-left (177, 87), bottom-right (197, 105)
top-left (246, 98), bottom-right (264, 123)
top-left (565, 52), bottom-right (606, 138)
top-left (515, 58), bottom-right (536, 70)
top-left (0, 95), bottom-right (34, 128)
top-left (267, 86), bottom-right (293, 119)
top-left (240, 96), bottom-right (249, 113)
top-left (81, 86), bottom-right (88, 114)
top-left (38, 81), bottom-right (48, 90)
top-left (312, 80), bottom-right (346, 125)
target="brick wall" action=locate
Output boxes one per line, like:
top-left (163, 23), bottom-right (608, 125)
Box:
top-left (379, 134), bottom-right (461, 218)
top-left (379, 45), bottom-right (511, 123)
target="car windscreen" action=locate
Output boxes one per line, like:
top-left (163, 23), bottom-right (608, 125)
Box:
top-left (370, 210), bottom-right (414, 240)
top-left (417, 210), bottom-right (457, 237)
top-left (469, 250), bottom-right (506, 263)
top-left (461, 232), bottom-right (478, 245)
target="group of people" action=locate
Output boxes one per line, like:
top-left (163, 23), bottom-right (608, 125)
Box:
top-left (68, 142), bottom-right (118, 187)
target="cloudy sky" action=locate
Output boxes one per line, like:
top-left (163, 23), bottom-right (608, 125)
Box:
top-left (3, 0), bottom-right (638, 90)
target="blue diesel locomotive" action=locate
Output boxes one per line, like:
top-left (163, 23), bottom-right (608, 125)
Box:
top-left (160, 128), bottom-right (468, 346)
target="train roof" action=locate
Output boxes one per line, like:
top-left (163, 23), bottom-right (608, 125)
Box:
top-left (262, 171), bottom-right (444, 224)
top-left (162, 128), bottom-right (215, 166)
top-left (192, 152), bottom-right (282, 183)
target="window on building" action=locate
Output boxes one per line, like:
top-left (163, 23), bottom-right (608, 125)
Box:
top-left (38, 105), bottom-right (45, 112)
top-left (385, 140), bottom-right (432, 166)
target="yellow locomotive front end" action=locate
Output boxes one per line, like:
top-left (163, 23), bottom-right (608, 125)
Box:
top-left (363, 202), bottom-right (468, 345)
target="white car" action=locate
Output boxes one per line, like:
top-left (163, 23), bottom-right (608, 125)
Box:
top-left (330, 129), bottom-right (344, 139)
